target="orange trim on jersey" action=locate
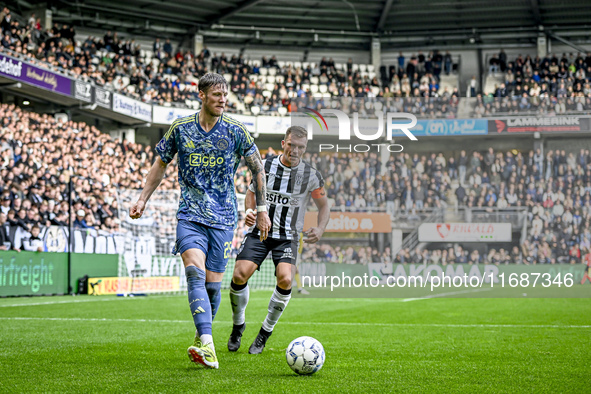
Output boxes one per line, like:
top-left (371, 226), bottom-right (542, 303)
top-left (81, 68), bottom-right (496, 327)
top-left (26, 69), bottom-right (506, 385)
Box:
top-left (311, 187), bottom-right (326, 199)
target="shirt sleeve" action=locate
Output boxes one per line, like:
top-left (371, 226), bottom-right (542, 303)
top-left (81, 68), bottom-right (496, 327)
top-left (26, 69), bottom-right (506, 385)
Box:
top-left (310, 169), bottom-right (325, 195)
top-left (156, 120), bottom-right (178, 164)
top-left (233, 122), bottom-right (257, 157)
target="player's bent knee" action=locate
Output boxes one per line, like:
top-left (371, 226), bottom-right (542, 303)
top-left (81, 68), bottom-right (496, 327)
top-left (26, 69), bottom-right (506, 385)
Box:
top-left (233, 260), bottom-right (257, 285)
top-left (232, 272), bottom-right (248, 285)
top-left (181, 249), bottom-right (206, 270)
top-left (276, 275), bottom-right (292, 290)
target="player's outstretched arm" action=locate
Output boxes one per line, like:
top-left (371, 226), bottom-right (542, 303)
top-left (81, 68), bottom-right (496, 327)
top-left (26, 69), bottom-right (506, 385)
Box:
top-left (244, 151), bottom-right (271, 240)
top-left (305, 189), bottom-right (330, 244)
top-left (130, 157), bottom-right (168, 219)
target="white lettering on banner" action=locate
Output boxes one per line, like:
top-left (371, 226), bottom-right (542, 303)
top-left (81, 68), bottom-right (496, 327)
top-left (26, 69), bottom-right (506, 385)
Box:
top-left (122, 235), bottom-right (156, 276)
top-left (417, 119), bottom-right (488, 136)
top-left (230, 114), bottom-right (256, 133)
top-left (256, 116), bottom-right (292, 134)
top-left (151, 256), bottom-right (184, 277)
top-left (327, 214), bottom-right (360, 231)
top-left (152, 105), bottom-right (195, 124)
top-left (75, 82), bottom-right (92, 100)
top-left (38, 226), bottom-right (125, 254)
top-left (113, 93), bottom-right (152, 122)
top-left (418, 223), bottom-right (512, 242)
top-left (507, 117), bottom-right (579, 126)
top-left (360, 219), bottom-right (374, 230)
top-left (0, 56), bottom-right (23, 77)
top-left (95, 88), bottom-right (111, 107)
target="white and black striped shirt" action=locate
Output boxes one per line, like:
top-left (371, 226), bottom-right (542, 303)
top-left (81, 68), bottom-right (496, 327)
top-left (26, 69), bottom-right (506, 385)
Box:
top-left (249, 155), bottom-right (324, 240)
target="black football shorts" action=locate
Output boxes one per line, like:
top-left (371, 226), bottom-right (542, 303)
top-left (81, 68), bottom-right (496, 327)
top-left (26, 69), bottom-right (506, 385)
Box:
top-left (236, 233), bottom-right (298, 267)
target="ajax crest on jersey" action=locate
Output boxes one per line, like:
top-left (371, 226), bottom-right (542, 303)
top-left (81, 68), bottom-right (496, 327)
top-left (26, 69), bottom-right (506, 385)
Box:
top-left (286, 336), bottom-right (325, 375)
top-left (216, 137), bottom-right (230, 150)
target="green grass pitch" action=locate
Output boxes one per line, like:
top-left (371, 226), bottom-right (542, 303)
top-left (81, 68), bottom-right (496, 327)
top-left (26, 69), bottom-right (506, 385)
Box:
top-left (1, 291), bottom-right (589, 393)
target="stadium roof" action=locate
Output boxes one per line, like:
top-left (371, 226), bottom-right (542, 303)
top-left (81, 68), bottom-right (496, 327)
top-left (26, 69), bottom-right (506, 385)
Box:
top-left (8, 0), bottom-right (591, 50)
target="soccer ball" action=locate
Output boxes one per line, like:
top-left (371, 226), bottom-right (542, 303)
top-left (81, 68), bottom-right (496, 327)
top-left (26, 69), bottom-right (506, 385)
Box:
top-left (285, 336), bottom-right (325, 375)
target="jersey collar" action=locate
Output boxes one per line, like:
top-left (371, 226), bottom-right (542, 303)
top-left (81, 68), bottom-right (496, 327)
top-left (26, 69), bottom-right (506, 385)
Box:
top-left (278, 154), bottom-right (302, 170)
top-left (196, 111), bottom-right (222, 135)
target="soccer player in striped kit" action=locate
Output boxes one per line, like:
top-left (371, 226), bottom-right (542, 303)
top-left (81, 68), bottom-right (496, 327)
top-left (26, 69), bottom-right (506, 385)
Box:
top-left (130, 73), bottom-right (270, 369)
top-left (228, 125), bottom-right (330, 354)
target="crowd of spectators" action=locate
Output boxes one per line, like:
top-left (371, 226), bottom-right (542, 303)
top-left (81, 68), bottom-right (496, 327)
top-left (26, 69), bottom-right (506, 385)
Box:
top-left (2, 100), bottom-right (590, 264)
top-left (1, 6), bottom-right (459, 118)
top-left (392, 245), bottom-right (534, 265)
top-left (6, 6), bottom-right (591, 120)
top-left (220, 51), bottom-right (459, 118)
top-left (1, 4), bottom-right (590, 262)
top-left (2, 99), bottom-right (589, 263)
top-left (301, 244), bottom-right (392, 265)
top-left (474, 49), bottom-right (591, 116)
top-left (295, 146), bottom-right (591, 265)
top-left (0, 103), bottom-right (178, 250)
top-left (305, 151), bottom-right (451, 214)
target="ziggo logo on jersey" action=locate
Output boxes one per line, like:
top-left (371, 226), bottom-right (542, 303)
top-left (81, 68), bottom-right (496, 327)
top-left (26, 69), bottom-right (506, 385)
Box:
top-left (189, 153), bottom-right (225, 167)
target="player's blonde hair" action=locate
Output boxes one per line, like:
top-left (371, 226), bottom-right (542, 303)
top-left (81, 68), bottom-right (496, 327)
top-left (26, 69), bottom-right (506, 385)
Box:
top-left (285, 126), bottom-right (308, 140)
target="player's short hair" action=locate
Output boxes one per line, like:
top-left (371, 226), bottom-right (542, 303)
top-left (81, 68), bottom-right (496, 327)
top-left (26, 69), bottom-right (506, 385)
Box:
top-left (199, 73), bottom-right (228, 94)
top-left (285, 126), bottom-right (308, 140)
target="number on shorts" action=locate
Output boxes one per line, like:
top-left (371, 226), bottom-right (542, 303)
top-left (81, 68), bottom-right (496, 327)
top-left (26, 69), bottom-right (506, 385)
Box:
top-left (223, 241), bottom-right (232, 259)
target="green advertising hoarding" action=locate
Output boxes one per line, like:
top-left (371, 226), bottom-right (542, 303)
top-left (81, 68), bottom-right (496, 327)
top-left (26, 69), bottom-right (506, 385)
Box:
top-left (0, 252), bottom-right (119, 296)
top-left (0, 251), bottom-right (68, 296)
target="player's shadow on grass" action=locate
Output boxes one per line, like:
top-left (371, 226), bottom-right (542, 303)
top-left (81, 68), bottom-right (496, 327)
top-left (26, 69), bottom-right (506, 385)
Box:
top-left (184, 365), bottom-right (220, 373)
top-left (275, 372), bottom-right (321, 378)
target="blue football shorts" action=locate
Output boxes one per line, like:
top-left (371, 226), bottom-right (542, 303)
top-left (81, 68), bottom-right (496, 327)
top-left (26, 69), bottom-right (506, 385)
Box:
top-left (173, 219), bottom-right (234, 273)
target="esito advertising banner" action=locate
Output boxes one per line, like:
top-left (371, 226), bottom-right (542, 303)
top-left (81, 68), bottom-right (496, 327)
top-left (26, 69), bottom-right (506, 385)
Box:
top-left (304, 212), bottom-right (392, 233)
top-left (0, 252), bottom-right (67, 296)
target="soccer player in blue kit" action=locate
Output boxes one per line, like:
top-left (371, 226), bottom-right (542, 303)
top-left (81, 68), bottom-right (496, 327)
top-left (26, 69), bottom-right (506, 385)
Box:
top-left (130, 73), bottom-right (271, 369)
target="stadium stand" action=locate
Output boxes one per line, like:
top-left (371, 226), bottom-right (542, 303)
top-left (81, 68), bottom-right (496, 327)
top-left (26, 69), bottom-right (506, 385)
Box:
top-left (475, 49), bottom-right (591, 116)
top-left (2, 97), bottom-right (589, 264)
top-left (0, 102), bottom-right (256, 254)
top-left (1, 6), bottom-right (459, 118)
top-left (301, 146), bottom-right (591, 266)
top-left (2, 5), bottom-right (590, 265)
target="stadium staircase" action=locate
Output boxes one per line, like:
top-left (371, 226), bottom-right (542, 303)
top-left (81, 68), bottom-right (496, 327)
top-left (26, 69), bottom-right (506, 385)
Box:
top-left (397, 179), bottom-right (462, 255)
top-left (399, 208), bottom-right (445, 254)
top-left (483, 73), bottom-right (505, 96)
top-left (438, 74), bottom-right (459, 94)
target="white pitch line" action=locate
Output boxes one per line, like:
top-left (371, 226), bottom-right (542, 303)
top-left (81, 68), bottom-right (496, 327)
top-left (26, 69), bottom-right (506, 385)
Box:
top-left (0, 316), bottom-right (589, 329)
top-left (0, 298), bottom-right (125, 307)
top-left (402, 288), bottom-right (493, 302)
top-left (0, 291), bottom-right (471, 308)
top-left (0, 295), bottom-right (172, 308)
